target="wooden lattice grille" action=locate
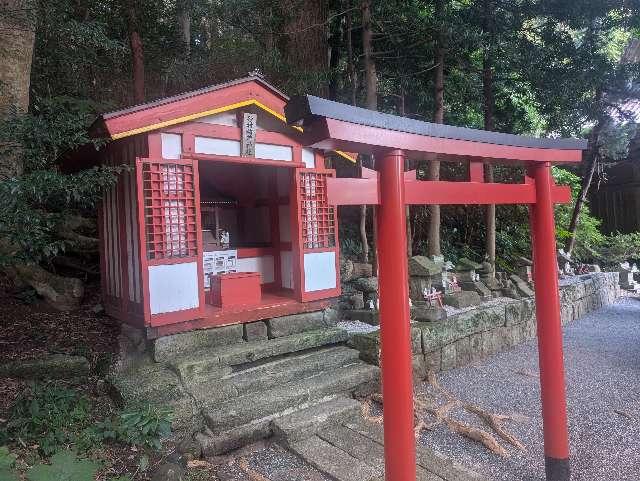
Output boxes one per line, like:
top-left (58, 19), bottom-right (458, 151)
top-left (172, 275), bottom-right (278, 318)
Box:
top-left (299, 171), bottom-right (335, 249)
top-left (141, 160), bottom-right (198, 260)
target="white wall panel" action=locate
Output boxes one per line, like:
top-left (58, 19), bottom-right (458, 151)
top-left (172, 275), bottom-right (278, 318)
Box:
top-left (198, 111), bottom-right (238, 126)
top-left (161, 133), bottom-right (182, 159)
top-left (255, 143), bottom-right (292, 161)
top-left (280, 251), bottom-right (294, 289)
top-left (304, 252), bottom-right (336, 292)
top-left (302, 148), bottom-right (316, 168)
top-left (149, 262), bottom-right (199, 314)
top-left (236, 255), bottom-right (275, 284)
top-left (195, 136), bottom-right (241, 156)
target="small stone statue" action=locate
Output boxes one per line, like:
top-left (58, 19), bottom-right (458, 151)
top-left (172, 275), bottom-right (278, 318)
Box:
top-left (219, 229), bottom-right (230, 249)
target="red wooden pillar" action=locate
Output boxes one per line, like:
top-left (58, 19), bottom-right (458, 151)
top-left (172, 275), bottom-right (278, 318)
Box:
top-left (376, 148), bottom-right (416, 481)
top-left (531, 162), bottom-right (570, 481)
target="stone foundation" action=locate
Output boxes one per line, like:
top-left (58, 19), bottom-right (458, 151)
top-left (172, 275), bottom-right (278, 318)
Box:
top-left (349, 272), bottom-right (620, 376)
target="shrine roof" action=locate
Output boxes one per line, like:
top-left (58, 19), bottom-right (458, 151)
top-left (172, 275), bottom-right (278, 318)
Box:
top-left (286, 95), bottom-right (587, 151)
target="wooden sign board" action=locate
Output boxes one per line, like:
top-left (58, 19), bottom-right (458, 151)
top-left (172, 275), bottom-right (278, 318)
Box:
top-left (241, 112), bottom-right (257, 157)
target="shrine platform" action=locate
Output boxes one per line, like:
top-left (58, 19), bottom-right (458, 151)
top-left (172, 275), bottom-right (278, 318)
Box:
top-left (147, 290), bottom-right (329, 338)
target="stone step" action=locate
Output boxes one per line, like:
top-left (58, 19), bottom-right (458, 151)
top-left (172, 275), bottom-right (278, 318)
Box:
top-left (272, 396), bottom-right (360, 442)
top-left (171, 327), bottom-right (349, 381)
top-left (186, 346), bottom-right (361, 405)
top-left (203, 362), bottom-right (379, 433)
top-left (197, 395), bottom-right (356, 456)
top-left (287, 434), bottom-right (381, 481)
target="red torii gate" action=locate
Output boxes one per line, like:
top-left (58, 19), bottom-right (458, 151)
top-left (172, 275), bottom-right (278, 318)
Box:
top-left (286, 96), bottom-right (588, 481)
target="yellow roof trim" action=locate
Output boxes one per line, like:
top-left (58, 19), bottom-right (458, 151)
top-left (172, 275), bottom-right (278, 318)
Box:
top-left (110, 98), bottom-right (356, 163)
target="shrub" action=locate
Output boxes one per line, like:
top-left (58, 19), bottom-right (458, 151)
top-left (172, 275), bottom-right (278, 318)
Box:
top-left (3, 382), bottom-right (172, 455)
top-left (598, 231), bottom-right (640, 264)
top-left (4, 382), bottom-right (91, 455)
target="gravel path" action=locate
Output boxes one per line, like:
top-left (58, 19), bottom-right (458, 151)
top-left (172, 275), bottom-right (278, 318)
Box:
top-left (419, 295), bottom-right (640, 481)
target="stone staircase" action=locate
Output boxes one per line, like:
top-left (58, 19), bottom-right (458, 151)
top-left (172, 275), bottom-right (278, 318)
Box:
top-left (190, 339), bottom-right (378, 454)
top-left (118, 317), bottom-right (379, 456)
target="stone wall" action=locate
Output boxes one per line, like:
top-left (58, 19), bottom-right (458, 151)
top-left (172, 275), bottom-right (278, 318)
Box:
top-left (349, 272), bottom-right (620, 376)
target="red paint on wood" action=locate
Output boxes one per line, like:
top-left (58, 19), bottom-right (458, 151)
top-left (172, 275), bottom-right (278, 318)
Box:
top-left (302, 117), bottom-right (583, 164)
top-left (327, 177), bottom-right (380, 205)
top-left (469, 160), bottom-right (484, 182)
top-left (208, 272), bottom-right (262, 308)
top-left (531, 163), bottom-right (571, 464)
top-left (376, 149), bottom-right (416, 481)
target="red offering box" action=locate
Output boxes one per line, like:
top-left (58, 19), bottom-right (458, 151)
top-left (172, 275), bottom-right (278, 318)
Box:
top-left (208, 272), bottom-right (261, 308)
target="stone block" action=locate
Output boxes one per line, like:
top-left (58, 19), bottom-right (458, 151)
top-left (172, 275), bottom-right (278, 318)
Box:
top-left (343, 309), bottom-right (379, 325)
top-left (424, 350), bottom-right (442, 372)
top-left (521, 298), bottom-right (536, 324)
top-left (444, 290), bottom-right (482, 308)
top-left (412, 354), bottom-right (428, 380)
top-left (504, 301), bottom-right (523, 326)
top-left (454, 337), bottom-right (471, 367)
top-left (153, 325), bottom-right (244, 362)
top-left (272, 397), bottom-right (360, 443)
top-left (441, 343), bottom-right (457, 371)
top-left (469, 333), bottom-right (483, 362)
top-left (351, 276), bottom-right (378, 294)
top-left (411, 326), bottom-right (423, 354)
top-left (267, 311), bottom-right (326, 338)
top-left (461, 281), bottom-right (493, 301)
top-left (0, 354), bottom-right (90, 379)
top-left (243, 321), bottom-right (267, 341)
top-left (323, 306), bottom-right (341, 325)
top-left (412, 305), bottom-right (447, 322)
top-left (409, 276), bottom-right (431, 301)
top-left (509, 274), bottom-right (535, 297)
top-left (409, 256), bottom-right (442, 276)
top-left (349, 332), bottom-right (380, 364)
top-left (481, 331), bottom-right (499, 357)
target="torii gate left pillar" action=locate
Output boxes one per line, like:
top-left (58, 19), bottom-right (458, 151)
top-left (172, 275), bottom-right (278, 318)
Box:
top-left (375, 149), bottom-right (416, 480)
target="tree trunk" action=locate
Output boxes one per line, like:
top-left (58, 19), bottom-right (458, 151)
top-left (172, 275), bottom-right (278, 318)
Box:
top-left (345, 4), bottom-right (369, 263)
top-left (362, 0), bottom-right (378, 272)
top-left (177, 0), bottom-right (191, 56)
top-left (482, 0), bottom-right (496, 275)
top-left (427, 0), bottom-right (445, 257)
top-left (362, 0), bottom-right (377, 111)
top-left (281, 0), bottom-right (329, 96)
top-left (564, 122), bottom-right (602, 256)
top-left (346, 7), bottom-right (358, 106)
top-left (0, 0), bottom-right (36, 180)
top-left (125, 0), bottom-right (145, 103)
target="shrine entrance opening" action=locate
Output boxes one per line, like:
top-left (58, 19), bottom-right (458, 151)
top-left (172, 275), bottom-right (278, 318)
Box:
top-left (285, 95), bottom-right (588, 481)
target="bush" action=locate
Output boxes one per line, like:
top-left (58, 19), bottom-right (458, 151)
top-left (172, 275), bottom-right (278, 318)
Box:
top-left (3, 382), bottom-right (172, 455)
top-left (598, 232), bottom-right (640, 265)
top-left (4, 382), bottom-right (91, 455)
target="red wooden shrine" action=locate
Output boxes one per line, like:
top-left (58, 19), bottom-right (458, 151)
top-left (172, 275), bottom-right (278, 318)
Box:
top-left (78, 76), bottom-right (354, 338)
top-left (285, 95), bottom-right (587, 481)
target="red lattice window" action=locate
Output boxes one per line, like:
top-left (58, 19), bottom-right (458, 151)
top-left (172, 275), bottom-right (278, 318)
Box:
top-left (141, 160), bottom-right (198, 260)
top-left (299, 171), bottom-right (335, 249)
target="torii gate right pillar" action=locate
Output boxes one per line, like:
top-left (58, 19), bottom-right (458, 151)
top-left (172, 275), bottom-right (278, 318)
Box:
top-left (531, 161), bottom-right (570, 480)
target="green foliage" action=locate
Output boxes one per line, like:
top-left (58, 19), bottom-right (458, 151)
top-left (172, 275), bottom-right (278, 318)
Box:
top-left (5, 383), bottom-right (91, 456)
top-left (80, 404), bottom-right (172, 451)
top-left (599, 231), bottom-right (640, 264)
top-left (553, 167), bottom-right (605, 261)
top-left (26, 450), bottom-right (101, 481)
top-left (3, 382), bottom-right (172, 455)
top-left (0, 446), bottom-right (19, 481)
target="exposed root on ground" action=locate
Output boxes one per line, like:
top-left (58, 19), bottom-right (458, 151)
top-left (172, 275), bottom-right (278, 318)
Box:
top-left (364, 370), bottom-right (527, 457)
top-left (238, 457), bottom-right (272, 481)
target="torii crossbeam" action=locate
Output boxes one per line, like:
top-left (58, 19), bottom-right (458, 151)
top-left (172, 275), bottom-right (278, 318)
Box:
top-left (286, 95), bottom-right (588, 481)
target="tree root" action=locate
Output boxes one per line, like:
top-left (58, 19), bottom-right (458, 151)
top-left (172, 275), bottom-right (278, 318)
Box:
top-left (364, 369), bottom-right (526, 457)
